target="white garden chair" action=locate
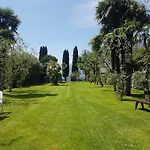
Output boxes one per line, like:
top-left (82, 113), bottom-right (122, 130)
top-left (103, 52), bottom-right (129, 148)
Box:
top-left (0, 91), bottom-right (4, 112)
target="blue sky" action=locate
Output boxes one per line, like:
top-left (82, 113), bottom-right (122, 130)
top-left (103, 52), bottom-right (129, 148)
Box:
top-left (1, 0), bottom-right (150, 64)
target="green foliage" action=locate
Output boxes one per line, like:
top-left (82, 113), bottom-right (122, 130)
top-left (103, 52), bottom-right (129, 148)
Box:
top-left (133, 72), bottom-right (145, 90)
top-left (89, 34), bottom-right (103, 52)
top-left (39, 46), bottom-right (48, 61)
top-left (0, 39), bottom-right (12, 91)
top-left (96, 0), bottom-right (149, 34)
top-left (0, 8), bottom-right (20, 91)
top-left (116, 71), bottom-right (126, 100)
top-left (40, 55), bottom-right (49, 65)
top-left (0, 7), bottom-right (21, 40)
top-left (133, 47), bottom-right (147, 71)
top-left (4, 39), bottom-right (31, 91)
top-left (78, 50), bottom-right (108, 86)
top-left (47, 60), bottom-right (61, 85)
top-left (77, 50), bottom-right (91, 81)
top-left (23, 56), bottom-right (42, 86)
top-left (70, 71), bottom-right (80, 81)
top-left (94, 0), bottom-right (150, 95)
top-left (39, 46), bottom-right (58, 84)
top-left (62, 50), bottom-right (69, 81)
top-left (72, 46), bottom-right (78, 73)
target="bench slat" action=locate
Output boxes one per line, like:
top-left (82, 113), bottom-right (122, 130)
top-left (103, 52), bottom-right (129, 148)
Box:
top-left (136, 99), bottom-right (150, 105)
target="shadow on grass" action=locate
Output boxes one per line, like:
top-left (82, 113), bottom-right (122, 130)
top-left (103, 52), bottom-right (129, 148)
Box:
top-left (58, 84), bottom-right (69, 87)
top-left (131, 93), bottom-right (144, 99)
top-left (9, 90), bottom-right (38, 94)
top-left (4, 93), bottom-right (58, 99)
top-left (60, 81), bottom-right (66, 84)
top-left (138, 108), bottom-right (150, 113)
top-left (121, 93), bottom-right (145, 103)
top-left (0, 112), bottom-right (11, 121)
top-left (0, 136), bottom-right (22, 146)
top-left (3, 99), bottom-right (39, 106)
top-left (121, 99), bottom-right (136, 102)
top-left (3, 93), bottom-right (58, 106)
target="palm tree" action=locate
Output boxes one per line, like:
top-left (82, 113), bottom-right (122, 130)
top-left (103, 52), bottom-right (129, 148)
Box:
top-left (95, 0), bottom-right (150, 95)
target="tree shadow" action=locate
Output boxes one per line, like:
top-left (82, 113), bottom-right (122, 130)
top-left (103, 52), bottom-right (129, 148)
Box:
top-left (9, 90), bottom-right (38, 94)
top-left (138, 108), bottom-right (150, 113)
top-left (121, 99), bottom-right (136, 102)
top-left (121, 93), bottom-right (145, 103)
top-left (4, 93), bottom-right (58, 106)
top-left (58, 84), bottom-right (69, 87)
top-left (4, 93), bottom-right (58, 99)
top-left (0, 136), bottom-right (22, 146)
top-left (0, 112), bottom-right (11, 121)
top-left (103, 89), bottom-right (114, 92)
top-left (131, 93), bottom-right (144, 99)
top-left (60, 81), bottom-right (66, 84)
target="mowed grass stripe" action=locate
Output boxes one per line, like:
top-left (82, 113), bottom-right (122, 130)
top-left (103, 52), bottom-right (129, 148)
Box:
top-left (0, 82), bottom-right (150, 150)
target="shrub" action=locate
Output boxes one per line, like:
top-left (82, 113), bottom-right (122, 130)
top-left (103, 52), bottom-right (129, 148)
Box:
top-left (133, 71), bottom-right (145, 90)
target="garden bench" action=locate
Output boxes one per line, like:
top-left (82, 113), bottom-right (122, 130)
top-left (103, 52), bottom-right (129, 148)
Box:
top-left (135, 99), bottom-right (150, 110)
top-left (135, 84), bottom-right (150, 110)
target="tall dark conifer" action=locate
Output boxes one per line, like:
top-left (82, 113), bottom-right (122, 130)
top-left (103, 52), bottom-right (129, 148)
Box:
top-left (72, 46), bottom-right (78, 73)
top-left (39, 46), bottom-right (48, 61)
top-left (62, 50), bottom-right (69, 81)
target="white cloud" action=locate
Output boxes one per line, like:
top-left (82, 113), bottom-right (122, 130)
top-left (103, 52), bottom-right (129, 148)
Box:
top-left (69, 0), bottom-right (100, 28)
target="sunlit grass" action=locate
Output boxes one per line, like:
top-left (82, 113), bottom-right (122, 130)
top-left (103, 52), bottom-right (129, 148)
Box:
top-left (0, 82), bottom-right (150, 150)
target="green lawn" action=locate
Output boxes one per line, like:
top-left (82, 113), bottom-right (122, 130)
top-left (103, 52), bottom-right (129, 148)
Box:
top-left (0, 82), bottom-right (150, 150)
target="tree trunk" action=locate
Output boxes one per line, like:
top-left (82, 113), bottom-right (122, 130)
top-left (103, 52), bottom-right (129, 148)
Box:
top-left (0, 47), bottom-right (7, 91)
top-left (113, 82), bottom-right (117, 92)
top-left (100, 80), bottom-right (104, 87)
top-left (0, 69), bottom-right (3, 91)
top-left (65, 77), bottom-right (67, 82)
top-left (0, 57), bottom-right (4, 91)
top-left (8, 86), bottom-right (12, 92)
top-left (84, 73), bottom-right (87, 81)
top-left (125, 38), bottom-right (133, 96)
top-left (125, 63), bottom-right (132, 96)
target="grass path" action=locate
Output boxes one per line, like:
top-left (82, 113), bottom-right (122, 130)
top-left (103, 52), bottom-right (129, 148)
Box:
top-left (0, 82), bottom-right (150, 150)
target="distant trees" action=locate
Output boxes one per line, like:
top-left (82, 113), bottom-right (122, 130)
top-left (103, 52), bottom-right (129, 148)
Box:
top-left (39, 46), bottom-right (59, 83)
top-left (47, 59), bottom-right (61, 85)
top-left (62, 50), bottom-right (69, 81)
top-left (3, 37), bottom-right (41, 91)
top-left (71, 46), bottom-right (78, 81)
top-left (39, 46), bottom-right (48, 61)
top-left (72, 46), bottom-right (78, 73)
top-left (78, 50), bottom-right (107, 86)
top-left (77, 50), bottom-right (90, 81)
top-left (23, 55), bottom-right (42, 86)
top-left (0, 8), bottom-right (21, 91)
top-left (4, 39), bottom-right (29, 91)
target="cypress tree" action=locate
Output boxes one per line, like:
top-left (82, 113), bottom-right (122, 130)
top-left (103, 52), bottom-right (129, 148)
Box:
top-left (72, 46), bottom-right (78, 73)
top-left (39, 46), bottom-right (48, 61)
top-left (62, 50), bottom-right (69, 81)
